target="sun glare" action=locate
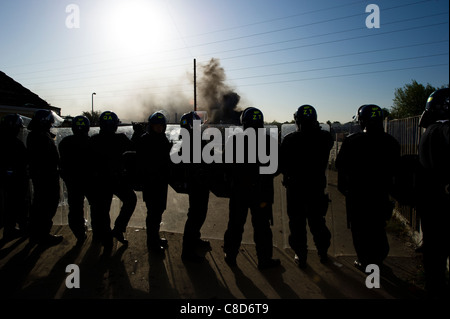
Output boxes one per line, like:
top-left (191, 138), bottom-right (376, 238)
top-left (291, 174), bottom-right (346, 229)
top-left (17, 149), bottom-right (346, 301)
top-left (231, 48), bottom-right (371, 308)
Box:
top-left (107, 0), bottom-right (168, 55)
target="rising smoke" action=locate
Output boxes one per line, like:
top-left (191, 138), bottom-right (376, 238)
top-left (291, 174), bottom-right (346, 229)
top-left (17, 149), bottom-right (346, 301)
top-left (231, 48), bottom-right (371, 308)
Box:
top-left (119, 58), bottom-right (243, 124)
top-left (197, 58), bottom-right (243, 124)
top-left (118, 77), bottom-right (192, 123)
top-left (138, 92), bottom-right (192, 123)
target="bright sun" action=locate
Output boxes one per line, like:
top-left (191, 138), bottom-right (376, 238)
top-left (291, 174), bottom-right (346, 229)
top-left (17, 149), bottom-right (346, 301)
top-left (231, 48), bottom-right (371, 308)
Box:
top-left (107, 0), bottom-right (169, 54)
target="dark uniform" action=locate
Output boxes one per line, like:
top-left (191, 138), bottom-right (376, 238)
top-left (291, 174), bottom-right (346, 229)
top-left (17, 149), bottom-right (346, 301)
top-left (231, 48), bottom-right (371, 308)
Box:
top-left (27, 110), bottom-right (63, 246)
top-left (179, 111), bottom-right (212, 262)
top-left (280, 105), bottom-right (332, 268)
top-left (223, 107), bottom-right (280, 270)
top-left (0, 114), bottom-right (29, 240)
top-left (336, 105), bottom-right (400, 269)
top-left (89, 111), bottom-right (136, 251)
top-left (58, 115), bottom-right (91, 244)
top-left (417, 88), bottom-right (450, 298)
top-left (133, 112), bottom-right (172, 252)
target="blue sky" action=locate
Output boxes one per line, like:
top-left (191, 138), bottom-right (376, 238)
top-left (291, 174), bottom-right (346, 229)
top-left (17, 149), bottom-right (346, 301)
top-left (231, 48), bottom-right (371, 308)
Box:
top-left (1, 0), bottom-right (448, 123)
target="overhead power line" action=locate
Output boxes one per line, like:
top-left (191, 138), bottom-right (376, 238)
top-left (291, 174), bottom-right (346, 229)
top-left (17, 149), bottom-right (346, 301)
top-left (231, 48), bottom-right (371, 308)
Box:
top-left (43, 57), bottom-right (448, 101)
top-left (235, 63), bottom-right (448, 87)
top-left (228, 53), bottom-right (449, 81)
top-left (5, 0), bottom-right (443, 73)
top-left (14, 21), bottom-right (448, 86)
top-left (44, 62), bottom-right (448, 103)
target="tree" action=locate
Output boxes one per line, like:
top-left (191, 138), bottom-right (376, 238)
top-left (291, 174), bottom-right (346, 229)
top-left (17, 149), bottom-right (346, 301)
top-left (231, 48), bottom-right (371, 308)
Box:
top-left (82, 110), bottom-right (101, 126)
top-left (390, 80), bottom-right (436, 119)
top-left (266, 120), bottom-right (283, 130)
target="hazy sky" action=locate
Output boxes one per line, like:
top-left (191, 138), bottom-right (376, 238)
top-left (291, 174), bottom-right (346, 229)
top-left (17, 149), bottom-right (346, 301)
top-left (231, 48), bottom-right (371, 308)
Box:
top-left (1, 0), bottom-right (448, 123)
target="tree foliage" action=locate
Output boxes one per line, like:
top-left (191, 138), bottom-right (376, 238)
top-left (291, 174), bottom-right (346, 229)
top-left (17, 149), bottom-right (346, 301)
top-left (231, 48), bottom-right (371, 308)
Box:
top-left (82, 110), bottom-right (101, 126)
top-left (390, 80), bottom-right (437, 119)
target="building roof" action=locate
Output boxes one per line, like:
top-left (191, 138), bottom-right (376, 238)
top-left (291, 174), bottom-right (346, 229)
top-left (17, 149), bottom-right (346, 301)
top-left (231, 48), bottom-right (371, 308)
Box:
top-left (0, 70), bottom-right (60, 118)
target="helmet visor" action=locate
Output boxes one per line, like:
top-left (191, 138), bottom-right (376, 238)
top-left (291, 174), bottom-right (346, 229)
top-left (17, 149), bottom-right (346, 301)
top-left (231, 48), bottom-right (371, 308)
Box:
top-left (51, 111), bottom-right (65, 127)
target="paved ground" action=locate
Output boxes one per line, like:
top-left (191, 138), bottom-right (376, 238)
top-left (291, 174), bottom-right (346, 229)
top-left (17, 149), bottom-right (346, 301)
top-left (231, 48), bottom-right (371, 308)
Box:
top-left (0, 170), bottom-right (431, 315)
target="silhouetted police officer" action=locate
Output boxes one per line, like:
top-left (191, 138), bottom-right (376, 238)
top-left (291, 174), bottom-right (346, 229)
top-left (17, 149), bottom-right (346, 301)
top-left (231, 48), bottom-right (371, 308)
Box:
top-left (0, 114), bottom-right (29, 240)
top-left (178, 111), bottom-right (212, 262)
top-left (223, 107), bottom-right (281, 270)
top-left (133, 111), bottom-right (172, 253)
top-left (89, 111), bottom-right (136, 252)
top-left (336, 104), bottom-right (400, 270)
top-left (59, 115), bottom-right (92, 245)
top-left (27, 109), bottom-right (63, 246)
top-left (280, 105), bottom-right (333, 268)
top-left (417, 88), bottom-right (449, 298)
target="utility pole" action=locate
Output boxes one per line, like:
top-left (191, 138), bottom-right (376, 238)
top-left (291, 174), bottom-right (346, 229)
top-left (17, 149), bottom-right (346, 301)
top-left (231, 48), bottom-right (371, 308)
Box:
top-left (194, 59), bottom-right (197, 112)
top-left (92, 92), bottom-right (96, 114)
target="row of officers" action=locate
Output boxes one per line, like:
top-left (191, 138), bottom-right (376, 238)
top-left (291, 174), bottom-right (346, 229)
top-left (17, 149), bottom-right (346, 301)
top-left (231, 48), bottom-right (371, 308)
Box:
top-left (0, 88), bottom-right (448, 297)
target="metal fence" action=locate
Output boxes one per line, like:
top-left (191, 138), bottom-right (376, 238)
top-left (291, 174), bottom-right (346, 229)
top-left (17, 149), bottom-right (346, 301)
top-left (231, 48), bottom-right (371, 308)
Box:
top-left (385, 115), bottom-right (424, 233)
top-left (385, 116), bottom-right (424, 156)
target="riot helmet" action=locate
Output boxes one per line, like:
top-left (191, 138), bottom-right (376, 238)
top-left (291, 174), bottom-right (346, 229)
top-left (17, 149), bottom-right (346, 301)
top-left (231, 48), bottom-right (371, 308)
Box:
top-left (294, 105), bottom-right (318, 131)
top-left (71, 115), bottom-right (90, 136)
top-left (419, 88), bottom-right (449, 128)
top-left (180, 111), bottom-right (201, 131)
top-left (356, 104), bottom-right (384, 132)
top-left (99, 111), bottom-right (120, 134)
top-left (240, 107), bottom-right (264, 129)
top-left (148, 111), bottom-right (167, 134)
top-left (0, 113), bottom-right (24, 137)
top-left (27, 109), bottom-right (55, 132)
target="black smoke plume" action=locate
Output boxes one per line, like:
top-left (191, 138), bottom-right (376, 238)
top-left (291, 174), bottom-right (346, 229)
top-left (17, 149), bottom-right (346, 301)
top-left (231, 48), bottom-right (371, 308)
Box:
top-left (197, 58), bottom-right (242, 124)
top-left (120, 58), bottom-right (243, 124)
